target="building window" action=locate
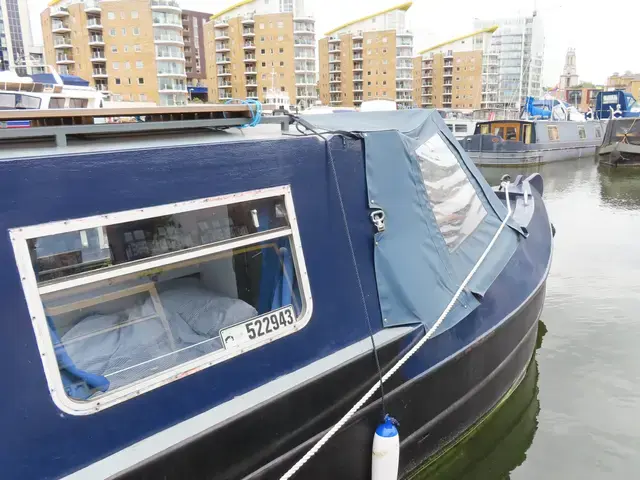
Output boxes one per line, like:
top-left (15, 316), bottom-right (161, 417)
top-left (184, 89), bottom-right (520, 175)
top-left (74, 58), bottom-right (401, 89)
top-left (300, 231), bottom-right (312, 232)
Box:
top-left (138, 77), bottom-right (144, 85)
top-left (367, 71), bottom-right (371, 76)
top-left (259, 23), bottom-right (265, 29)
top-left (279, 48), bottom-right (284, 54)
top-left (107, 12), bottom-right (115, 20)
top-left (113, 62), bottom-right (120, 70)
top-left (367, 81), bottom-right (371, 86)
top-left (111, 46), bottom-right (118, 53)
top-left (140, 93), bottom-right (146, 101)
top-left (135, 44), bottom-right (141, 52)
top-left (10, 187), bottom-right (311, 413)
top-left (127, 78), bottom-right (132, 85)
top-left (261, 62), bottom-right (266, 67)
top-left (124, 61), bottom-right (131, 70)
top-left (382, 80), bottom-right (386, 85)
top-left (367, 39), bottom-right (372, 45)
top-left (115, 77), bottom-right (121, 84)
top-left (122, 28), bottom-right (126, 36)
top-left (260, 36), bottom-right (265, 41)
top-left (277, 21), bottom-right (284, 28)
top-left (131, 11), bottom-right (138, 19)
top-left (368, 92), bottom-right (371, 96)
top-left (278, 35), bottom-right (283, 41)
top-left (279, 61), bottom-right (284, 67)
top-left (109, 28), bottom-right (116, 37)
top-left (133, 27), bottom-right (140, 36)
top-left (415, 133), bottom-right (487, 251)
top-left (261, 49), bottom-right (266, 55)
top-left (382, 37), bottom-right (387, 43)
top-left (136, 61), bottom-right (143, 69)
top-left (124, 45), bottom-right (129, 53)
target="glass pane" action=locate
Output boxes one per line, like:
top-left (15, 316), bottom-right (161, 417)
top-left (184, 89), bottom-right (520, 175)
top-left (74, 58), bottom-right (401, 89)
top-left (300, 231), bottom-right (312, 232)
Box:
top-left (415, 133), bottom-right (487, 251)
top-left (44, 237), bottom-right (301, 400)
top-left (31, 195), bottom-right (289, 283)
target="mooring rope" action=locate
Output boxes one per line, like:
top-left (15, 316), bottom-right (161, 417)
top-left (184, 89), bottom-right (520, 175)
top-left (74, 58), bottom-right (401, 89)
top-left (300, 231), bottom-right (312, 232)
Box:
top-left (279, 180), bottom-right (514, 480)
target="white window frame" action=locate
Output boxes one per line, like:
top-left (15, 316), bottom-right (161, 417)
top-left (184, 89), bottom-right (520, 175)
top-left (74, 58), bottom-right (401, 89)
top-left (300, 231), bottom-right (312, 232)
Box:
top-left (10, 185), bottom-right (313, 416)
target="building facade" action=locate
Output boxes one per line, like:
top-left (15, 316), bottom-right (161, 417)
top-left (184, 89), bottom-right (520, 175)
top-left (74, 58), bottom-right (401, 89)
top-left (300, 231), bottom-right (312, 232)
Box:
top-left (1, 0), bottom-right (45, 74)
top-left (182, 10), bottom-right (209, 86)
top-left (41, 0), bottom-right (190, 106)
top-left (607, 72), bottom-right (640, 101)
top-left (203, 0), bottom-right (317, 107)
top-left (558, 48), bottom-right (578, 91)
top-left (416, 26), bottom-right (496, 110)
top-left (474, 12), bottom-right (544, 109)
top-left (318, 2), bottom-right (414, 108)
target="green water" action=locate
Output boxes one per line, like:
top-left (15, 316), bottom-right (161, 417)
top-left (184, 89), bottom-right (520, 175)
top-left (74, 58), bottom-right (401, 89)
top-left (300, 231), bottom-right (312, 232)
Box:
top-left (418, 158), bottom-right (640, 479)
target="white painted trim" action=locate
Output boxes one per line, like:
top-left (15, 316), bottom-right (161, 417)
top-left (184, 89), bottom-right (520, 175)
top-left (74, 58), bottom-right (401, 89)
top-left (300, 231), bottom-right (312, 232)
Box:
top-left (60, 327), bottom-right (414, 480)
top-left (10, 186), bottom-right (314, 415)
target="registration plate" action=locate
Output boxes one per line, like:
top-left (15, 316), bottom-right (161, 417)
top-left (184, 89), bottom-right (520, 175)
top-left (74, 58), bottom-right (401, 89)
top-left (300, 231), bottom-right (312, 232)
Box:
top-left (220, 305), bottom-right (296, 349)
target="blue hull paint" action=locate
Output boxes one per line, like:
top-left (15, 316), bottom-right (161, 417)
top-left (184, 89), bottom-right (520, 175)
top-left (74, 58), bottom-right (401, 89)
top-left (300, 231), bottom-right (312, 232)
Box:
top-left (0, 133), bottom-right (552, 479)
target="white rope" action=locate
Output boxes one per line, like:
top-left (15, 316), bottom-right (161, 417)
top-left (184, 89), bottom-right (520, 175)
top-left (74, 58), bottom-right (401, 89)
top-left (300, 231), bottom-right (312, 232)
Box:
top-left (280, 184), bottom-right (513, 480)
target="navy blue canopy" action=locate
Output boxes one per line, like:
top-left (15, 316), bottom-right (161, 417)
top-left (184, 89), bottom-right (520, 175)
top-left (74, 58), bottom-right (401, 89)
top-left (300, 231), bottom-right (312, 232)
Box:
top-left (30, 73), bottom-right (90, 87)
top-left (300, 109), bottom-right (523, 333)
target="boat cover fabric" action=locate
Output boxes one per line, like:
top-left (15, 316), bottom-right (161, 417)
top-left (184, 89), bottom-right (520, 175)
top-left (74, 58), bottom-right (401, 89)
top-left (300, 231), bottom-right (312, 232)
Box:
top-left (300, 109), bottom-right (523, 332)
top-left (29, 73), bottom-right (91, 87)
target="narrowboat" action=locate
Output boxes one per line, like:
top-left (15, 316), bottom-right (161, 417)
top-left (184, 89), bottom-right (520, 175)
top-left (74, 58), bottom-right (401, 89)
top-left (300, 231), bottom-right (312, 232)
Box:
top-left (460, 119), bottom-right (604, 166)
top-left (597, 118), bottom-right (640, 167)
top-left (0, 106), bottom-right (553, 480)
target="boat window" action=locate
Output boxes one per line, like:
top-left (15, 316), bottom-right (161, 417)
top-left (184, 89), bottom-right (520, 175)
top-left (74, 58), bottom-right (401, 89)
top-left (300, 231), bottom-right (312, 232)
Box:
top-left (69, 98), bottom-right (89, 108)
top-left (11, 187), bottom-right (311, 414)
top-left (415, 133), bottom-right (487, 251)
top-left (49, 97), bottom-right (66, 109)
top-left (595, 127), bottom-right (602, 138)
top-left (547, 125), bottom-right (560, 141)
top-left (504, 127), bottom-right (518, 141)
top-left (445, 123), bottom-right (453, 131)
top-left (0, 93), bottom-right (41, 110)
top-left (577, 125), bottom-right (586, 139)
top-left (480, 123), bottom-right (490, 134)
top-left (494, 127), bottom-right (504, 139)
top-left (523, 124), bottom-right (532, 144)
top-left (454, 124), bottom-right (467, 133)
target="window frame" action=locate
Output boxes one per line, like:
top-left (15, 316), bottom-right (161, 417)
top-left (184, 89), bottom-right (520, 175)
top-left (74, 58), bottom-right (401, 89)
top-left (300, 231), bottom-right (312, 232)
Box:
top-left (547, 125), bottom-right (560, 141)
top-left (10, 185), bottom-right (313, 416)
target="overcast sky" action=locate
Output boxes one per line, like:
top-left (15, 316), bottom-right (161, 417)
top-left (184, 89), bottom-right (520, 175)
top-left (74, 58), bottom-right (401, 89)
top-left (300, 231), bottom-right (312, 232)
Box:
top-left (28, 0), bottom-right (639, 86)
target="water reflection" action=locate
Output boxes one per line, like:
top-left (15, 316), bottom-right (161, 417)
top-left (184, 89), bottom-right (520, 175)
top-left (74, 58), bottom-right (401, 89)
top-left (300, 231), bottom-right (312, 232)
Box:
top-left (410, 322), bottom-right (546, 480)
top-left (597, 164), bottom-right (640, 209)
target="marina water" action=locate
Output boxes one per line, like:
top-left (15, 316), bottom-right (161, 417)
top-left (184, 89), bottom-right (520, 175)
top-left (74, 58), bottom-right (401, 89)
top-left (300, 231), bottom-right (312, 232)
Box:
top-left (413, 157), bottom-right (640, 479)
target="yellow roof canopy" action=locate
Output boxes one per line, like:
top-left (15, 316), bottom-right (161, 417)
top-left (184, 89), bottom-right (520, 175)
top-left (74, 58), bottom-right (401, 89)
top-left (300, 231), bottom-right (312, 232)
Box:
top-left (324, 1), bottom-right (413, 36)
top-left (418, 25), bottom-right (498, 55)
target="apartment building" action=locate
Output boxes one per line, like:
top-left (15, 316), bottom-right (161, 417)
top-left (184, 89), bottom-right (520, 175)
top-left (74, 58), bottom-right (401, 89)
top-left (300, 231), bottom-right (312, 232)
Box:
top-left (203, 0), bottom-right (317, 107)
top-left (607, 72), bottom-right (640, 101)
top-left (318, 2), bottom-right (414, 108)
top-left (41, 0), bottom-right (190, 106)
top-left (182, 10), bottom-right (208, 86)
top-left (416, 26), bottom-right (496, 110)
top-left (1, 0), bottom-right (45, 74)
top-left (474, 13), bottom-right (544, 109)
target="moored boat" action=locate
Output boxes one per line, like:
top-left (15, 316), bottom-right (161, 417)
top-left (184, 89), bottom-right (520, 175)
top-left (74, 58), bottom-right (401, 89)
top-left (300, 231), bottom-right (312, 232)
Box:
top-left (460, 119), bottom-right (604, 166)
top-left (0, 106), bottom-right (553, 479)
top-left (597, 118), bottom-right (640, 167)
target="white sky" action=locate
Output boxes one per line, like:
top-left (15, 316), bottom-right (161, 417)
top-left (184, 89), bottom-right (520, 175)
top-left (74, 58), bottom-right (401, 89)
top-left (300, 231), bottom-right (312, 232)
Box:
top-left (28, 0), bottom-right (639, 86)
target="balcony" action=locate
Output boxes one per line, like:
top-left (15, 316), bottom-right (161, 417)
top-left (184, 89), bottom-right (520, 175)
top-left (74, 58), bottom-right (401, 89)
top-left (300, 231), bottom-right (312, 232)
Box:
top-left (95, 83), bottom-right (109, 92)
top-left (157, 67), bottom-right (186, 77)
top-left (50, 6), bottom-right (69, 18)
top-left (90, 53), bottom-right (106, 63)
top-left (242, 28), bottom-right (255, 37)
top-left (54, 37), bottom-right (72, 49)
top-left (245, 79), bottom-right (258, 86)
top-left (352, 31), bottom-right (363, 40)
top-left (397, 30), bottom-right (413, 37)
top-left (56, 55), bottom-right (75, 65)
top-left (396, 49), bottom-right (412, 59)
top-left (353, 63), bottom-right (363, 72)
top-left (52, 21), bottom-right (71, 33)
top-left (218, 82), bottom-right (232, 88)
top-left (88, 35), bottom-right (105, 46)
top-left (329, 77), bottom-right (341, 83)
top-left (244, 68), bottom-right (257, 75)
top-left (353, 43), bottom-right (363, 51)
top-left (158, 82), bottom-right (187, 92)
top-left (329, 67), bottom-right (341, 73)
top-left (422, 71), bottom-right (432, 79)
top-left (353, 83), bottom-right (363, 93)
top-left (92, 68), bottom-right (108, 78)
top-left (152, 15), bottom-right (182, 28)
top-left (151, 0), bottom-right (181, 13)
top-left (329, 88), bottom-right (341, 94)
top-left (241, 13), bottom-right (254, 24)
top-left (243, 42), bottom-right (255, 50)
top-left (217, 69), bottom-right (231, 76)
top-left (444, 51), bottom-right (453, 59)
top-left (215, 56), bottom-right (231, 64)
top-left (353, 75), bottom-right (362, 81)
top-left (329, 57), bottom-right (340, 64)
top-left (84, 1), bottom-right (101, 13)
top-left (216, 42), bottom-right (230, 52)
top-left (86, 18), bottom-right (103, 30)
top-left (353, 54), bottom-right (362, 60)
top-left (353, 97), bottom-right (363, 103)
top-left (293, 25), bottom-right (314, 34)
top-left (244, 55), bottom-right (256, 62)
top-left (328, 36), bottom-right (340, 44)
top-left (155, 33), bottom-right (184, 45)
top-left (219, 93), bottom-right (233, 101)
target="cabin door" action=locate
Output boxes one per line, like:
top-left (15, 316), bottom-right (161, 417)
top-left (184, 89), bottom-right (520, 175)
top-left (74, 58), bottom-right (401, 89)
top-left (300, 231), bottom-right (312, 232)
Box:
top-left (492, 123), bottom-right (521, 141)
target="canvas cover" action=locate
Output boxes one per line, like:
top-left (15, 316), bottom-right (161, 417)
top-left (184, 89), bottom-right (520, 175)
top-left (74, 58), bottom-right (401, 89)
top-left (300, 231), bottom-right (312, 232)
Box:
top-left (300, 109), bottom-right (524, 333)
